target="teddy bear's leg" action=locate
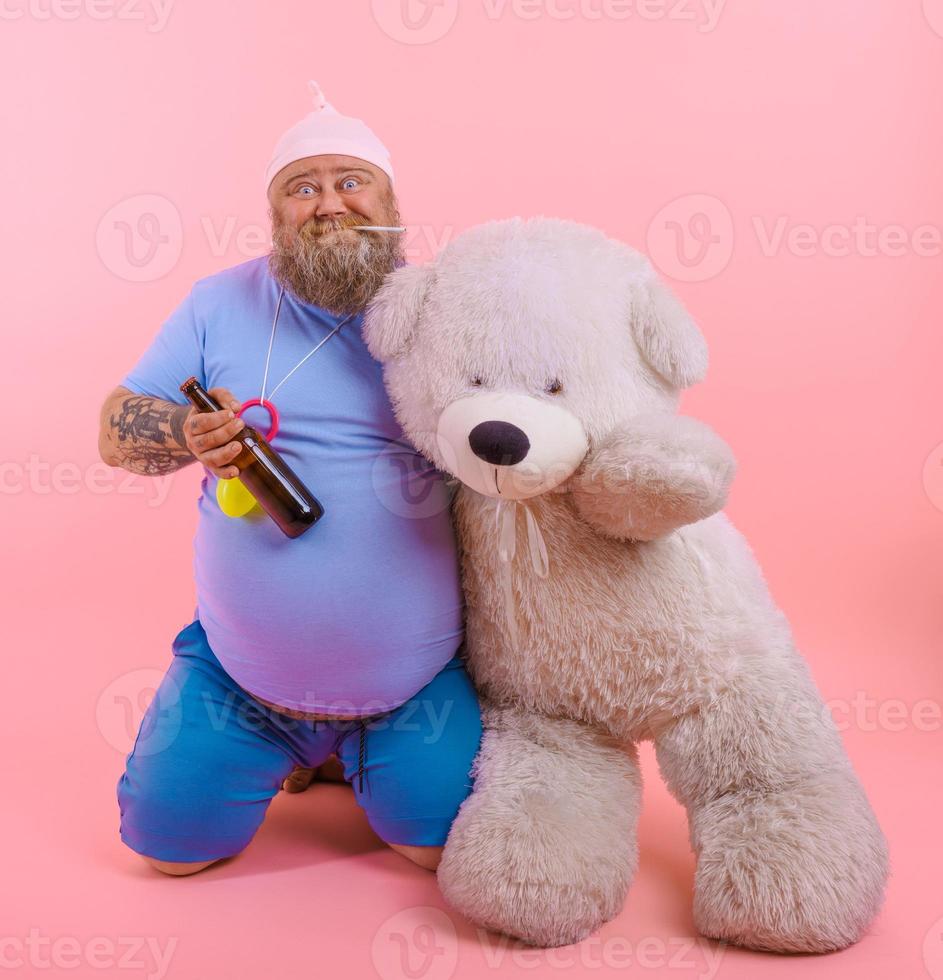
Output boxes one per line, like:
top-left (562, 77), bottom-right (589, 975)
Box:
top-left (437, 702), bottom-right (642, 948)
top-left (653, 652), bottom-right (888, 953)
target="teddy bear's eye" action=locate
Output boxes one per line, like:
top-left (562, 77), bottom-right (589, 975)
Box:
top-left (545, 378), bottom-right (563, 395)
top-left (470, 376), bottom-right (484, 387)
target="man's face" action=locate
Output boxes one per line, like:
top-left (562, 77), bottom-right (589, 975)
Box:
top-left (267, 154), bottom-right (404, 316)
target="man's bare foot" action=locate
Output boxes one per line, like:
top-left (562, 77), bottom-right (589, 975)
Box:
top-left (282, 767), bottom-right (318, 793)
top-left (282, 755), bottom-right (346, 793)
top-left (315, 755), bottom-right (346, 783)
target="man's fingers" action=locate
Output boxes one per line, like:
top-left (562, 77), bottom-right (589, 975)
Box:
top-left (201, 441), bottom-right (243, 469)
top-left (184, 389), bottom-right (243, 473)
top-left (185, 390), bottom-right (241, 443)
top-left (208, 387), bottom-right (241, 413)
top-left (208, 464), bottom-right (241, 480)
top-left (188, 407), bottom-right (233, 435)
top-left (189, 417), bottom-right (245, 451)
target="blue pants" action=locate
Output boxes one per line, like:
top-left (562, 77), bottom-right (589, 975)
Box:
top-left (116, 619), bottom-right (482, 862)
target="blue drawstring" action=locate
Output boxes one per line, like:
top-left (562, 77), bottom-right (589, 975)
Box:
top-left (357, 721), bottom-right (366, 793)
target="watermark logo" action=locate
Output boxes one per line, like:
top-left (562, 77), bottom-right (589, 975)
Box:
top-left (199, 690), bottom-right (456, 745)
top-left (826, 694), bottom-right (941, 734)
top-left (0, 0), bottom-right (175, 30)
top-left (0, 929), bottom-right (177, 979)
top-left (752, 214), bottom-right (943, 259)
top-left (0, 455), bottom-right (174, 506)
top-left (369, 909), bottom-right (727, 979)
top-left (479, 0), bottom-right (726, 31)
top-left (371, 0), bottom-right (726, 38)
top-left (923, 441), bottom-right (943, 514)
top-left (477, 931), bottom-right (726, 976)
top-left (371, 437), bottom-right (452, 519)
top-left (924, 915), bottom-right (943, 980)
top-left (98, 199), bottom-right (454, 275)
top-left (647, 193), bottom-right (943, 282)
top-left (96, 668), bottom-right (181, 756)
top-left (371, 906), bottom-right (458, 980)
top-left (647, 193), bottom-right (735, 282)
top-left (96, 194), bottom-right (182, 282)
top-left (371, 0), bottom-right (460, 44)
top-left (200, 214), bottom-right (453, 264)
top-left (923, 0), bottom-right (943, 38)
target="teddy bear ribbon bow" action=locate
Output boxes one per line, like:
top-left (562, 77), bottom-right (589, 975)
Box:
top-left (494, 497), bottom-right (550, 649)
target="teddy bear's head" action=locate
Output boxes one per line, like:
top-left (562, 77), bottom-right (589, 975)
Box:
top-left (363, 217), bottom-right (708, 501)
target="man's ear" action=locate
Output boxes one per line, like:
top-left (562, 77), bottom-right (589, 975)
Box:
top-left (363, 262), bottom-right (434, 362)
top-left (629, 259), bottom-right (708, 389)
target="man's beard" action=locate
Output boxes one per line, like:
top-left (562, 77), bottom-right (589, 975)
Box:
top-left (267, 197), bottom-right (405, 316)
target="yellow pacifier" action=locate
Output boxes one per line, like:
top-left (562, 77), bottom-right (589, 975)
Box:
top-left (216, 476), bottom-right (260, 517)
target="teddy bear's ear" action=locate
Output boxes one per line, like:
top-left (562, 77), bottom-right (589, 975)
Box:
top-left (629, 263), bottom-right (708, 389)
top-left (363, 262), bottom-right (434, 362)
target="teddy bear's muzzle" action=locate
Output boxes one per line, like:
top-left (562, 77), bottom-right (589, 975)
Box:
top-left (435, 392), bottom-right (589, 500)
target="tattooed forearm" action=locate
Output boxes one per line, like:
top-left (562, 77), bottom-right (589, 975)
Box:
top-left (103, 395), bottom-right (194, 475)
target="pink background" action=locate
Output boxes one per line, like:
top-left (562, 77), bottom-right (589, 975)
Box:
top-left (3, 1), bottom-right (942, 977)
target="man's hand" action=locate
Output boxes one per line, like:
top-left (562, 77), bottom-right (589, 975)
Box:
top-left (182, 388), bottom-right (247, 479)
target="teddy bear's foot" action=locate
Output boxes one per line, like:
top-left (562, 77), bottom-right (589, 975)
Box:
top-left (440, 856), bottom-right (627, 948)
top-left (437, 706), bottom-right (642, 947)
top-left (689, 771), bottom-right (889, 953)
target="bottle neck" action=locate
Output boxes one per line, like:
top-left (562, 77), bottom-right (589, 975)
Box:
top-left (180, 377), bottom-right (221, 413)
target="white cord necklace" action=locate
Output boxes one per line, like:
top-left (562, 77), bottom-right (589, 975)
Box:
top-left (215, 287), bottom-right (356, 520)
top-left (260, 287), bottom-right (357, 405)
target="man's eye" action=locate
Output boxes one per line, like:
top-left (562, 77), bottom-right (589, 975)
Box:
top-left (296, 185), bottom-right (315, 197)
top-left (341, 178), bottom-right (359, 190)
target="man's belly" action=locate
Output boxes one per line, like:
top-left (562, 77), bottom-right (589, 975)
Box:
top-left (191, 469), bottom-right (464, 716)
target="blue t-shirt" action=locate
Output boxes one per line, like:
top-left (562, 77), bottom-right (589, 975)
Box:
top-left (120, 256), bottom-right (464, 715)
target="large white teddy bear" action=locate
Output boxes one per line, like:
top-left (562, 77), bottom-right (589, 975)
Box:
top-left (362, 217), bottom-right (888, 951)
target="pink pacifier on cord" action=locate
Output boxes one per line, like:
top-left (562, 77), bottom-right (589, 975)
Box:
top-left (215, 399), bottom-right (280, 518)
top-left (236, 399), bottom-right (280, 441)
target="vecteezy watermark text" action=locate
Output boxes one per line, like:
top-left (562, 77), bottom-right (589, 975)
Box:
top-left (369, 0), bottom-right (727, 45)
top-left (0, 0), bottom-right (174, 31)
top-left (1, 455), bottom-right (174, 507)
top-left (647, 193), bottom-right (943, 282)
top-left (0, 929), bottom-right (177, 980)
top-left (370, 905), bottom-right (727, 980)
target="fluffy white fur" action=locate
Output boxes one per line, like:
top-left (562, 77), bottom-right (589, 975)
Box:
top-left (363, 216), bottom-right (888, 951)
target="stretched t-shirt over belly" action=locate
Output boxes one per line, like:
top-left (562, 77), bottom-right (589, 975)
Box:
top-left (120, 256), bottom-right (464, 715)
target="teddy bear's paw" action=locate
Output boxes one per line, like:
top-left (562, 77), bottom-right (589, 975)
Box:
top-left (568, 414), bottom-right (736, 542)
top-left (689, 774), bottom-right (889, 953)
top-left (437, 787), bottom-right (638, 948)
top-left (438, 850), bottom-right (628, 948)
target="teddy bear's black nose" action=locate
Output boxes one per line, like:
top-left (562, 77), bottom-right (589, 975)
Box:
top-left (468, 420), bottom-right (531, 466)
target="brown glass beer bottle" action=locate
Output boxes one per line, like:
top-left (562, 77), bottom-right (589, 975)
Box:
top-left (180, 377), bottom-right (324, 538)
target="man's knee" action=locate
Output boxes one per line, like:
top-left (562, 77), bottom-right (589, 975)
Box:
top-left (142, 855), bottom-right (221, 876)
top-left (387, 843), bottom-right (443, 871)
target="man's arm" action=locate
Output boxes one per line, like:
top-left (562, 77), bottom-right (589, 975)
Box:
top-left (98, 385), bottom-right (194, 475)
top-left (98, 385), bottom-right (248, 477)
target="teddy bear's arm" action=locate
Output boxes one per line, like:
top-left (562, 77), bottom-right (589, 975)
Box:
top-left (566, 414), bottom-right (737, 541)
